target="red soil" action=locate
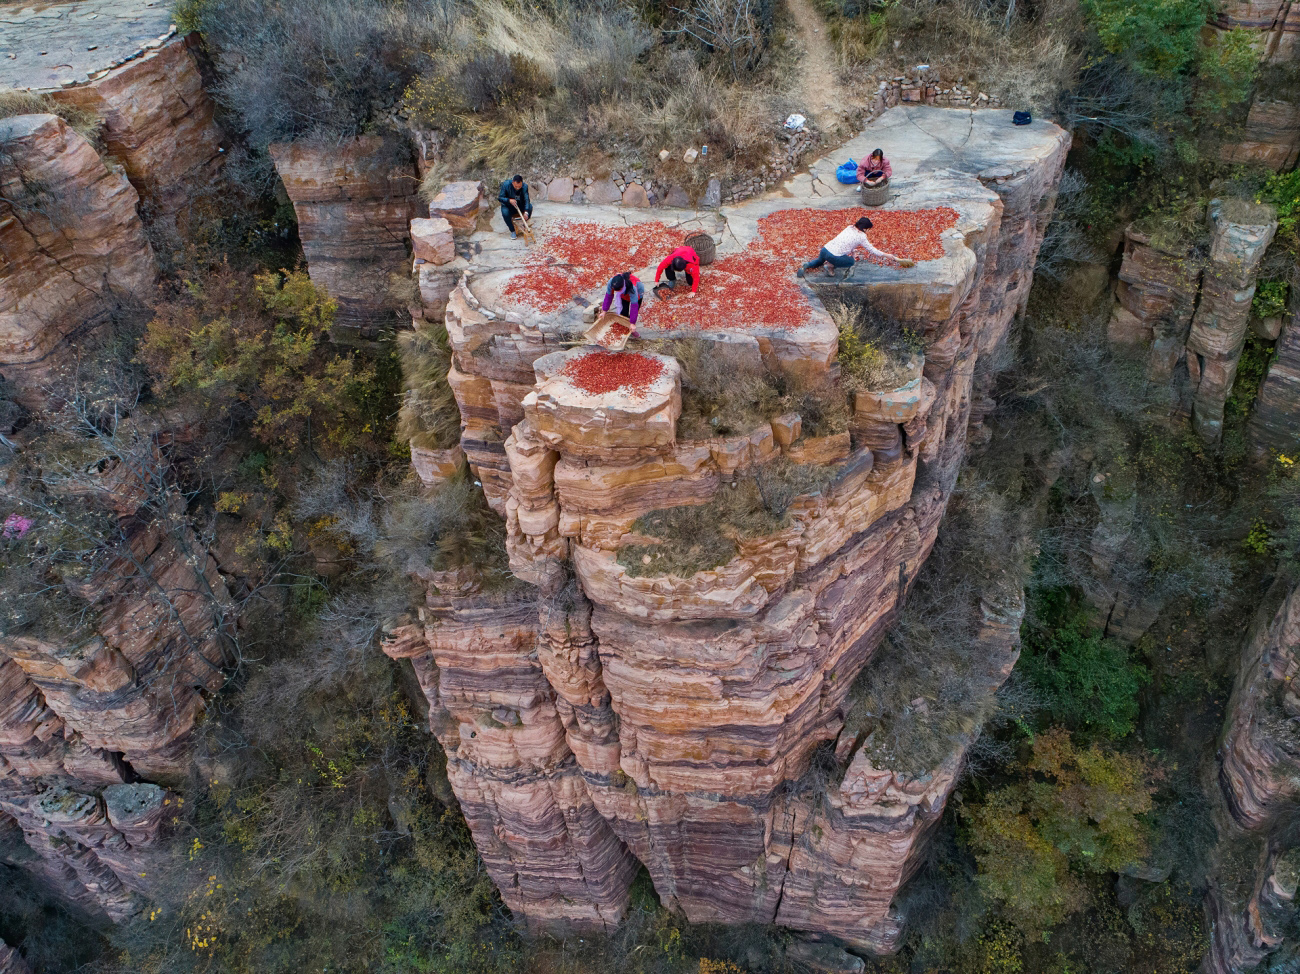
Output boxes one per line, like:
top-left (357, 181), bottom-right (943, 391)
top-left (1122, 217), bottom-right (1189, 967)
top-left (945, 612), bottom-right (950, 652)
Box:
top-left (504, 220), bottom-right (681, 312)
top-left (561, 350), bottom-right (666, 396)
top-left (756, 206), bottom-right (959, 265)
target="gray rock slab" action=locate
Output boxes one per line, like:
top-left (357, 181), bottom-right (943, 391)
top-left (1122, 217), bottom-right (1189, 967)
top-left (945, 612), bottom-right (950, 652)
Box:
top-left (0, 0), bottom-right (174, 90)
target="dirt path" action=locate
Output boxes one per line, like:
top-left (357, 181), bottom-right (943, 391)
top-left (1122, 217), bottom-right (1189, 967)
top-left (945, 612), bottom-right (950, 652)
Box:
top-left (784, 0), bottom-right (840, 130)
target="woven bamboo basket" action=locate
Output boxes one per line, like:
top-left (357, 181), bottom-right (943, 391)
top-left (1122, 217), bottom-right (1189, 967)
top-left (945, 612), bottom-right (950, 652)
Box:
top-left (861, 182), bottom-right (890, 207)
top-left (683, 232), bottom-right (717, 266)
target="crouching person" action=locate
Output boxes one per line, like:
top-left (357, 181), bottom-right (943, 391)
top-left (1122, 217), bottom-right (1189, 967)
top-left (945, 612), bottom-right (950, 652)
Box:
top-left (603, 272), bottom-right (644, 324)
top-left (797, 217), bottom-right (903, 281)
top-left (654, 245), bottom-right (700, 300)
top-left (857, 149), bottom-right (892, 190)
top-left (499, 174), bottom-right (532, 239)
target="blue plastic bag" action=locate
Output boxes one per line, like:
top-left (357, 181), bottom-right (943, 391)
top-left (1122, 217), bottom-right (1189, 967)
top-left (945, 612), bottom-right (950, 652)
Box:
top-left (835, 159), bottom-right (859, 184)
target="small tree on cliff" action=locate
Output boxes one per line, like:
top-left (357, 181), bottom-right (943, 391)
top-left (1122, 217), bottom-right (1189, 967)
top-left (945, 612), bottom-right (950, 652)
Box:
top-left (141, 266), bottom-right (381, 460)
top-left (963, 728), bottom-right (1154, 939)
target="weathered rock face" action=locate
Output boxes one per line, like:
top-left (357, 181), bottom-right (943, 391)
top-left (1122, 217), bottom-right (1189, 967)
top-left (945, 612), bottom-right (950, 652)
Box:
top-left (1204, 583), bottom-right (1300, 973)
top-left (0, 443), bottom-right (233, 919)
top-left (1217, 1), bottom-right (1300, 170)
top-left (1187, 203), bottom-right (1278, 442)
top-left (0, 938), bottom-right (31, 974)
top-left (270, 137), bottom-right (422, 337)
top-left (1218, 584), bottom-right (1300, 833)
top-left (1106, 201), bottom-right (1278, 444)
top-left (1251, 267), bottom-right (1300, 457)
top-left (50, 35), bottom-right (226, 220)
top-left (0, 114), bottom-right (155, 404)
top-left (386, 107), bottom-right (1069, 951)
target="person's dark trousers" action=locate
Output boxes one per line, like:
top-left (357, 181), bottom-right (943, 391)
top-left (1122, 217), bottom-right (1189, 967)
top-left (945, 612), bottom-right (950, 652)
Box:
top-left (664, 267), bottom-right (696, 289)
top-left (501, 204), bottom-right (531, 233)
top-left (803, 248), bottom-right (854, 272)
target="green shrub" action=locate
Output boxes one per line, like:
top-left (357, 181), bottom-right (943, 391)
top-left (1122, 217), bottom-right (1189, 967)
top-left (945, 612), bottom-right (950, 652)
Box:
top-left (964, 728), bottom-right (1154, 940)
top-left (1019, 588), bottom-right (1149, 740)
top-left (1081, 0), bottom-right (1211, 79)
top-left (142, 266), bottom-right (386, 458)
top-left (1261, 168), bottom-right (1300, 243)
top-left (1253, 280), bottom-right (1290, 320)
top-left (828, 299), bottom-right (920, 393)
top-left (1194, 28), bottom-right (1260, 116)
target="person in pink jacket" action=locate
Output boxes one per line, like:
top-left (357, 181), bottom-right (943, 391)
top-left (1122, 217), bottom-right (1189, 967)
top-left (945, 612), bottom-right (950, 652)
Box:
top-left (857, 149), bottom-right (892, 190)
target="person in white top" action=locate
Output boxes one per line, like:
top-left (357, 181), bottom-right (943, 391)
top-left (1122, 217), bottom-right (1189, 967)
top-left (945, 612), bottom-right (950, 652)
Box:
top-left (796, 217), bottom-right (906, 280)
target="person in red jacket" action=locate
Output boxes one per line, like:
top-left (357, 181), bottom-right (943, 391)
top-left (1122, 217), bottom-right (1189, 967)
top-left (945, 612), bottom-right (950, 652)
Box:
top-left (654, 245), bottom-right (700, 299)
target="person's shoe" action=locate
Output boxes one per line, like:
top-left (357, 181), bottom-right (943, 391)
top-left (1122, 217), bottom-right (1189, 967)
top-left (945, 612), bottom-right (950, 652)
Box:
top-left (796, 267), bottom-right (806, 278)
top-left (855, 184), bottom-right (862, 192)
top-left (511, 231), bottom-right (518, 240)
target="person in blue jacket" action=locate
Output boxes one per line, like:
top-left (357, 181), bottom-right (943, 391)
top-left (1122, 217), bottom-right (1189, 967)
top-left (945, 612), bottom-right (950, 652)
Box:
top-left (498, 174), bottom-right (532, 239)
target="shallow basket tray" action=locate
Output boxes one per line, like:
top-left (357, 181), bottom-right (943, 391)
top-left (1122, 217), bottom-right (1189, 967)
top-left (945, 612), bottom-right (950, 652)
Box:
top-left (584, 312), bottom-right (633, 351)
top-left (683, 232), bottom-right (717, 266)
top-left (861, 183), bottom-right (890, 207)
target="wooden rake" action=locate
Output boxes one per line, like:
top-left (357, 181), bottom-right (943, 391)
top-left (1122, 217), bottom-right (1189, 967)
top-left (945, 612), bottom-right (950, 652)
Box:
top-left (511, 200), bottom-right (536, 246)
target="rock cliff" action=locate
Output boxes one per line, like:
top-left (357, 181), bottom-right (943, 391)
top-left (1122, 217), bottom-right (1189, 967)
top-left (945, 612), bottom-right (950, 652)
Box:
top-left (0, 426), bottom-right (235, 919)
top-left (1106, 200), bottom-right (1278, 444)
top-left (1217, 0), bottom-right (1300, 170)
top-left (49, 35), bottom-right (227, 222)
top-left (1204, 583), bottom-right (1300, 973)
top-left (384, 107), bottom-right (1069, 951)
top-left (270, 137), bottom-right (422, 338)
top-left (0, 113), bottom-right (155, 405)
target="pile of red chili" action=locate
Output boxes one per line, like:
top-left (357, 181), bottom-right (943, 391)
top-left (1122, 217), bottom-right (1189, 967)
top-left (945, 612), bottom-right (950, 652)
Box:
top-left (561, 350), bottom-right (665, 396)
top-left (598, 322), bottom-right (632, 347)
top-left (504, 220), bottom-right (681, 312)
top-left (756, 206), bottom-right (959, 265)
top-left (638, 252), bottom-right (810, 331)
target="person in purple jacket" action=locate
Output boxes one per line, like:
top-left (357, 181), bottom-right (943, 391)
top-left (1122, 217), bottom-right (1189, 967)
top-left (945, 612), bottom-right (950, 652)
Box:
top-left (602, 272), bottom-right (644, 324)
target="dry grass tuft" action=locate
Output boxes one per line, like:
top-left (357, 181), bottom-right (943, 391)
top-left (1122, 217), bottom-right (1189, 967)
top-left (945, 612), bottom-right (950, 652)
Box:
top-left (617, 458), bottom-right (838, 577)
top-left (0, 91), bottom-right (102, 146)
top-left (828, 299), bottom-right (921, 393)
top-left (396, 323), bottom-right (462, 451)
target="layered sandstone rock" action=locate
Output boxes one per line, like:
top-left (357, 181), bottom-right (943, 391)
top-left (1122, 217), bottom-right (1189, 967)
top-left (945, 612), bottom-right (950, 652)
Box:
top-left (0, 444), bottom-right (233, 919)
top-left (386, 106), bottom-right (1069, 951)
top-left (1204, 583), bottom-right (1300, 973)
top-left (50, 35), bottom-right (226, 219)
top-left (0, 114), bottom-right (155, 404)
top-left (1187, 202), bottom-right (1278, 442)
top-left (1218, 584), bottom-right (1300, 832)
top-left (1106, 201), bottom-right (1277, 444)
top-left (1251, 271), bottom-right (1300, 457)
top-left (1216, 1), bottom-right (1300, 170)
top-left (270, 137), bottom-right (421, 336)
